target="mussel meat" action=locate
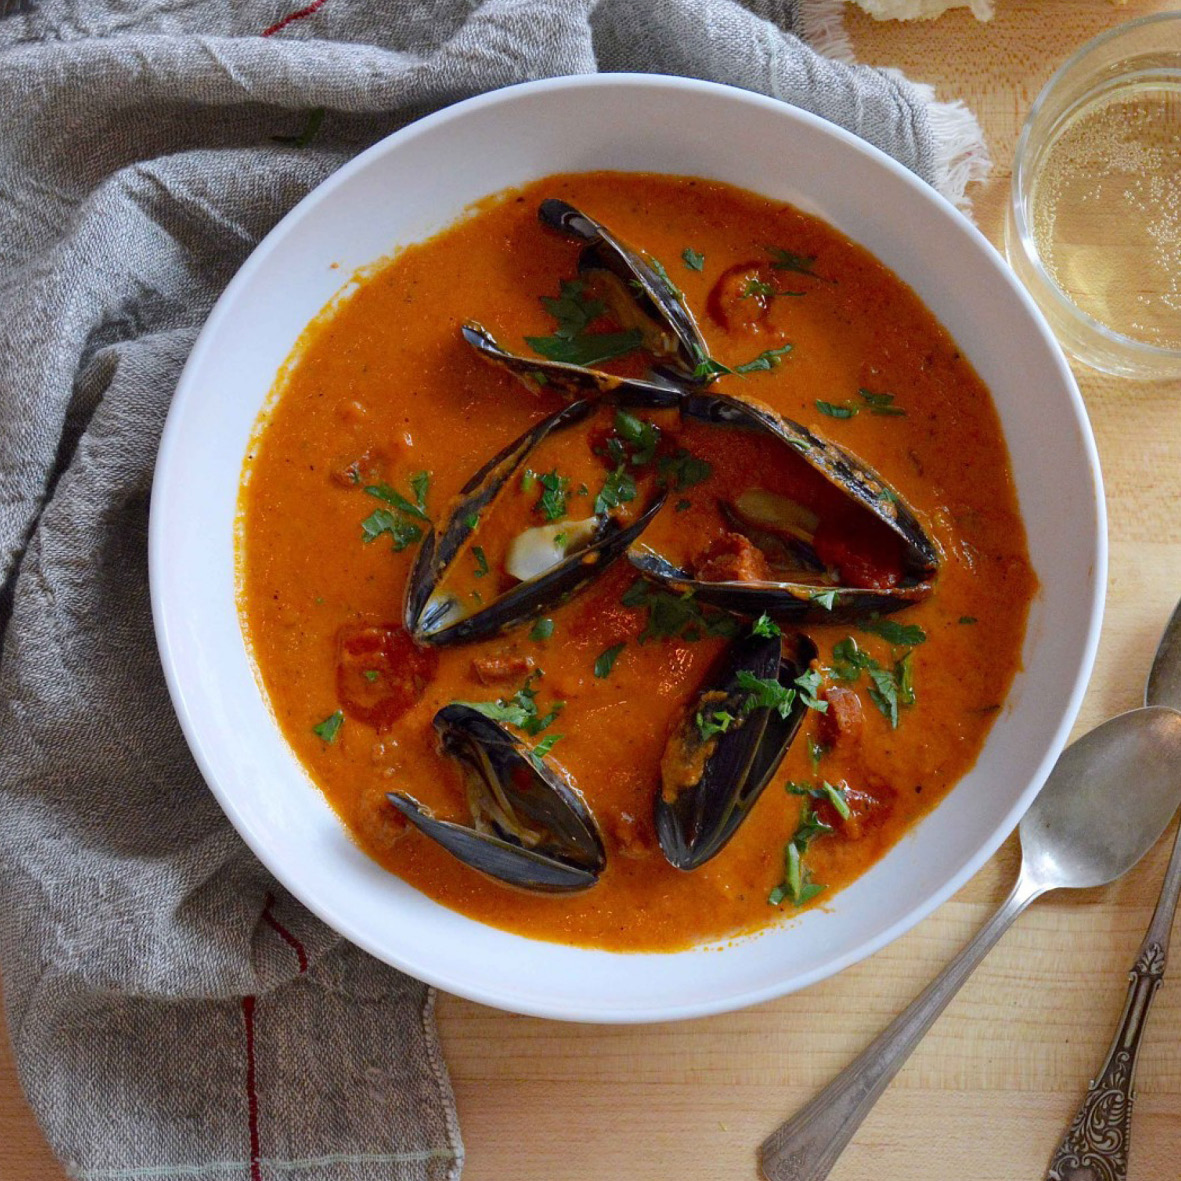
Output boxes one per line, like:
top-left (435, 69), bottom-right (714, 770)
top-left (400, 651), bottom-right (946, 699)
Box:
top-left (628, 391), bottom-right (939, 623)
top-left (656, 631), bottom-right (817, 870)
top-left (405, 398), bottom-right (667, 646)
top-left (388, 704), bottom-right (605, 892)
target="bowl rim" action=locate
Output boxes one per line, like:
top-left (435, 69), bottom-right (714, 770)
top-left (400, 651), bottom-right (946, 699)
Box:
top-left (150, 72), bottom-right (1106, 1023)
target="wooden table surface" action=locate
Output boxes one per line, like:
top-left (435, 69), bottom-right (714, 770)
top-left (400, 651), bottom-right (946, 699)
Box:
top-left (5, 2), bottom-right (1181, 1178)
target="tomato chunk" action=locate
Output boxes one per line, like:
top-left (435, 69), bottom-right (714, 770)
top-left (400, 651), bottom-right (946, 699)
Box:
top-left (335, 623), bottom-right (438, 731)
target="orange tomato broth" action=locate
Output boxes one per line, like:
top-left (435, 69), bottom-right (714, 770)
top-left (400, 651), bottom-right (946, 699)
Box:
top-left (237, 171), bottom-right (1037, 952)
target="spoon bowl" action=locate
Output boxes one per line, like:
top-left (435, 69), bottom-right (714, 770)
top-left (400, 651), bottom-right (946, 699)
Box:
top-left (1019, 706), bottom-right (1181, 891)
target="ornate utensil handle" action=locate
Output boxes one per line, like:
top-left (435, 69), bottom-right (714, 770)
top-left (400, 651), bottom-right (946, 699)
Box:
top-left (1045, 942), bottom-right (1166, 1181)
top-left (760, 869), bottom-right (1044, 1181)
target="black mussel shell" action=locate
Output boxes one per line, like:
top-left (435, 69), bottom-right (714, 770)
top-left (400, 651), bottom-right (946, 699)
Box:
top-left (628, 392), bottom-right (938, 623)
top-left (656, 632), bottom-right (817, 871)
top-left (462, 321), bottom-right (684, 404)
top-left (538, 198), bottom-right (714, 388)
top-left (388, 705), bottom-right (605, 892)
top-left (405, 398), bottom-right (668, 646)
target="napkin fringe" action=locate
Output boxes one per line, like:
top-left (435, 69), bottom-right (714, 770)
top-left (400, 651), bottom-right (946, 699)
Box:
top-left (911, 79), bottom-right (992, 210)
top-left (797, 0), bottom-right (855, 63)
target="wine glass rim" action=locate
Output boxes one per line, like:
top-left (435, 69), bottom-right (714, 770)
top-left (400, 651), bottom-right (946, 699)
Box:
top-left (1009, 10), bottom-right (1181, 367)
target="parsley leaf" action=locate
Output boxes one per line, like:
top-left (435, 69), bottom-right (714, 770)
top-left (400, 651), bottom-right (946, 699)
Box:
top-left (613, 409), bottom-right (661, 465)
top-left (530, 733), bottom-right (563, 764)
top-left (751, 613), bottom-right (782, 638)
top-left (365, 482), bottom-right (430, 522)
top-left (860, 618), bottom-right (927, 646)
top-left (360, 509), bottom-right (422, 552)
top-left (734, 343), bottom-right (794, 374)
top-left (793, 668), bottom-right (828, 713)
top-left (530, 618), bottom-right (554, 641)
top-left (524, 278), bottom-right (644, 366)
top-left (769, 802), bottom-right (833, 906)
top-left (735, 671), bottom-right (797, 718)
top-left (693, 356), bottom-right (734, 380)
top-left (312, 710), bottom-right (343, 743)
top-left (682, 247), bottom-right (706, 271)
top-left (811, 589), bottom-right (838, 611)
top-left (696, 708), bottom-right (736, 740)
top-left (858, 388), bottom-right (906, 417)
top-left (594, 467), bottom-right (637, 516)
top-left (816, 400), bottom-right (857, 419)
top-left (458, 673), bottom-right (564, 738)
top-left (594, 643), bottom-right (626, 679)
top-left (959, 615), bottom-right (978, 625)
top-left (472, 546), bottom-right (489, 578)
top-left (765, 246), bottom-right (831, 281)
top-left (362, 669), bottom-right (380, 683)
top-left (621, 580), bottom-right (739, 644)
top-left (658, 450), bottom-right (712, 490)
top-left (648, 256), bottom-right (682, 300)
top-left (532, 470), bottom-right (570, 522)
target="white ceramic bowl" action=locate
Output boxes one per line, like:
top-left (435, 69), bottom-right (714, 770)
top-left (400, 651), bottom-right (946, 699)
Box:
top-left (150, 75), bottom-right (1105, 1023)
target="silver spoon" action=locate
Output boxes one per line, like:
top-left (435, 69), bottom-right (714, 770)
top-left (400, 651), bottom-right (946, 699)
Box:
top-left (1046, 599), bottom-right (1181, 1181)
top-left (761, 696), bottom-right (1181, 1178)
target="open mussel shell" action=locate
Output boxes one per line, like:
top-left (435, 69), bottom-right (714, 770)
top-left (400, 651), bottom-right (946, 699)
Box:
top-left (538, 198), bottom-right (714, 387)
top-left (461, 321), bottom-right (683, 405)
top-left (628, 391), bottom-right (938, 623)
top-left (656, 632), bottom-right (817, 871)
top-left (388, 705), bottom-right (605, 893)
top-left (404, 398), bottom-right (668, 646)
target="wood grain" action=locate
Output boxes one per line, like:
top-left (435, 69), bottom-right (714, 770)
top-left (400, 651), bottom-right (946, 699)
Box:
top-left (4, 3), bottom-right (1179, 1178)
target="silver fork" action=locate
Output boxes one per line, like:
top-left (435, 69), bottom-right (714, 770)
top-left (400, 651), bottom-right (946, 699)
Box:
top-left (0, 0), bottom-right (37, 17)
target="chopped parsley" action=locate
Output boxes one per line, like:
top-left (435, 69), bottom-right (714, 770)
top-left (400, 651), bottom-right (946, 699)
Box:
top-left (793, 668), bottom-right (828, 713)
top-left (786, 779), bottom-right (851, 820)
top-left (524, 279), bottom-right (643, 366)
top-left (959, 615), bottom-right (978, 625)
top-left (312, 710), bottom-right (343, 744)
top-left (734, 343), bottom-right (794, 374)
top-left (696, 708), bottom-right (736, 740)
top-left (594, 467), bottom-right (637, 516)
top-left (742, 277), bottom-right (805, 300)
top-left (858, 388), bottom-right (906, 417)
top-left (530, 618), bottom-right (555, 642)
top-left (472, 546), bottom-right (489, 578)
top-left (648, 256), bottom-right (682, 300)
top-left (362, 670), bottom-right (380, 683)
top-left (365, 481), bottom-right (429, 521)
top-left (458, 672), bottom-right (564, 737)
top-left (675, 498), bottom-right (692, 513)
top-left (808, 736), bottom-right (828, 770)
top-left (692, 356), bottom-right (735, 380)
top-left (530, 733), bottom-right (563, 765)
top-left (465, 513), bottom-right (480, 530)
top-left (658, 450), bottom-right (712, 490)
top-left (816, 400), bottom-right (857, 419)
top-left (594, 643), bottom-right (626, 679)
top-left (829, 636), bottom-right (916, 728)
top-left (621, 580), bottom-right (740, 644)
top-left (526, 469), bottom-right (569, 522)
top-left (810, 589), bottom-right (838, 611)
top-left (768, 802), bottom-right (832, 906)
top-left (611, 409), bottom-right (661, 465)
top-left (682, 247), bottom-right (706, 271)
top-left (859, 618), bottom-right (927, 646)
top-left (765, 246), bottom-right (831, 282)
top-left (360, 509), bottom-right (422, 552)
top-left (735, 671), bottom-right (796, 718)
top-left (751, 613), bottom-right (782, 638)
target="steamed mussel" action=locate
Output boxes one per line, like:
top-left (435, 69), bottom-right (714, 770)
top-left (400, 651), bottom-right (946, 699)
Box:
top-left (404, 397), bottom-right (667, 646)
top-left (462, 198), bottom-right (717, 398)
top-left (656, 631), bottom-right (817, 870)
top-left (387, 704), bottom-right (605, 892)
top-left (627, 391), bottom-right (939, 624)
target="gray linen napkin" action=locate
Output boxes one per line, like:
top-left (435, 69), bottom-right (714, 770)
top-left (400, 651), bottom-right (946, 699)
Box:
top-left (0, 2), bottom-right (987, 1179)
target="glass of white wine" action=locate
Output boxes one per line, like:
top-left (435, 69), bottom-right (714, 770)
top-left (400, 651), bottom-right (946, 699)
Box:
top-left (1006, 13), bottom-right (1181, 380)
